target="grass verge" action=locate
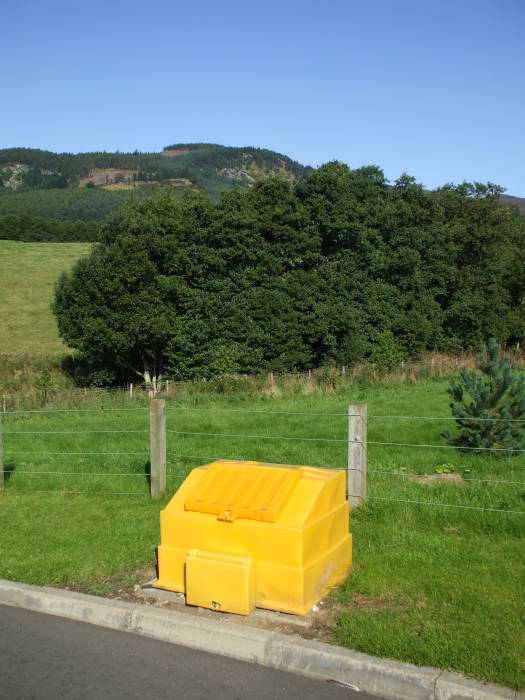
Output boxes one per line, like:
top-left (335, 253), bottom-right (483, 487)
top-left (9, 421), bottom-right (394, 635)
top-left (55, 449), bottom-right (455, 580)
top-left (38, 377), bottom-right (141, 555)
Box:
top-left (0, 379), bottom-right (523, 689)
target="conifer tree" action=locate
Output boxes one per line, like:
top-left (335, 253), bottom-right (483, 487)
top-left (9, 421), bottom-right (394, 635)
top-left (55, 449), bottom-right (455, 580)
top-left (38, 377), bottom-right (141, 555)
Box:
top-left (442, 339), bottom-right (525, 454)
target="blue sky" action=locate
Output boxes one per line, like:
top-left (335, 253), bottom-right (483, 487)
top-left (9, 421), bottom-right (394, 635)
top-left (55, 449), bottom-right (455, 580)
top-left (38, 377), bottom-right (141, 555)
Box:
top-left (2, 0), bottom-right (524, 195)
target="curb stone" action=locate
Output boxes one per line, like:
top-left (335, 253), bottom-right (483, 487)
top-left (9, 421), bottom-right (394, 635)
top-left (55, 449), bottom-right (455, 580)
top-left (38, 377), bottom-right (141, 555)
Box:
top-left (0, 580), bottom-right (521, 700)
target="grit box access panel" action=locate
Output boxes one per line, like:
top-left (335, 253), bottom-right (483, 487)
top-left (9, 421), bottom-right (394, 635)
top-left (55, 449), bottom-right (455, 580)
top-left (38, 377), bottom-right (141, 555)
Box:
top-left (153, 460), bottom-right (352, 615)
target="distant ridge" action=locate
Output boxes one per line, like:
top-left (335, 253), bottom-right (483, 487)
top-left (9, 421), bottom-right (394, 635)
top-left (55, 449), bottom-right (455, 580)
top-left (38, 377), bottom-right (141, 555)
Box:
top-left (0, 144), bottom-right (312, 197)
top-left (500, 194), bottom-right (525, 215)
top-left (0, 144), bottom-right (523, 229)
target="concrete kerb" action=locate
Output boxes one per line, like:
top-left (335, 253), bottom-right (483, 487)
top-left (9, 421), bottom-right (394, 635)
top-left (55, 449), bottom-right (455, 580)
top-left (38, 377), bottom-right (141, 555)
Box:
top-left (0, 580), bottom-right (521, 700)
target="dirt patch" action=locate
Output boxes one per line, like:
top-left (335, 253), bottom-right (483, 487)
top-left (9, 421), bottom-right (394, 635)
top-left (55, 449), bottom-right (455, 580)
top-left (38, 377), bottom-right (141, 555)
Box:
top-left (393, 469), bottom-right (465, 485)
top-left (70, 565), bottom-right (157, 598)
top-left (162, 148), bottom-right (192, 157)
top-left (101, 183), bottom-right (138, 191)
top-left (348, 594), bottom-right (407, 610)
top-left (70, 567), bottom-right (409, 645)
top-left (101, 177), bottom-right (192, 190)
top-left (79, 168), bottom-right (137, 187)
top-left (444, 525), bottom-right (462, 534)
top-left (79, 565), bottom-right (331, 640)
top-left (307, 595), bottom-right (410, 643)
top-left (412, 472), bottom-right (465, 485)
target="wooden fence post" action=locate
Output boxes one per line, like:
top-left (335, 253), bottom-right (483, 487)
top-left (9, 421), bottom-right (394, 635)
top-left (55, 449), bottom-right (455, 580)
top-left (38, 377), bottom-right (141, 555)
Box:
top-left (348, 404), bottom-right (367, 509)
top-left (149, 399), bottom-right (166, 499)
top-left (0, 413), bottom-right (4, 489)
top-left (129, 383), bottom-right (133, 400)
top-left (166, 380), bottom-right (169, 397)
top-left (0, 414), bottom-right (4, 489)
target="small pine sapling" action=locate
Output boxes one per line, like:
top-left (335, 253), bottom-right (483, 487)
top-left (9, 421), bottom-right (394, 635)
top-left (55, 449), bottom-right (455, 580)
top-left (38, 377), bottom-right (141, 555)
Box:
top-left (442, 338), bottom-right (525, 454)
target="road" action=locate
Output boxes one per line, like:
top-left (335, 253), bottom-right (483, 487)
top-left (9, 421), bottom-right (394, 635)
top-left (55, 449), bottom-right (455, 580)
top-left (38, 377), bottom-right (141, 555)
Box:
top-left (0, 604), bottom-right (380, 699)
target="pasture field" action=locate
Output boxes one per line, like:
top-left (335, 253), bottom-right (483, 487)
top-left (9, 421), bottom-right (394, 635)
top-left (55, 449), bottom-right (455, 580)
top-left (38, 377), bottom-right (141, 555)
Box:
top-left (0, 240), bottom-right (92, 353)
top-left (0, 379), bottom-right (523, 689)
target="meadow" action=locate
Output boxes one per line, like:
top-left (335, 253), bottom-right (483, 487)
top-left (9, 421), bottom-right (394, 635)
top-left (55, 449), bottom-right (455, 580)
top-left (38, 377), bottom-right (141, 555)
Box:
top-left (0, 240), bottom-right (91, 353)
top-left (0, 377), bottom-right (523, 689)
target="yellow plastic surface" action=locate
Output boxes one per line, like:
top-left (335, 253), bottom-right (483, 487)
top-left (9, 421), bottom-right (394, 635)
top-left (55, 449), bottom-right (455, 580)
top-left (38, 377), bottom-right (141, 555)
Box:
top-left (184, 462), bottom-right (302, 522)
top-left (185, 549), bottom-right (255, 615)
top-left (154, 460), bottom-right (352, 616)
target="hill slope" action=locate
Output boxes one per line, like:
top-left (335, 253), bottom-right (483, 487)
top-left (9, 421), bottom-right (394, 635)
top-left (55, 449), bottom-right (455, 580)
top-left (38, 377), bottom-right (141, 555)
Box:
top-left (501, 194), bottom-right (525, 215)
top-left (0, 143), bottom-right (312, 197)
top-left (1, 145), bottom-right (522, 244)
top-left (0, 240), bottom-right (92, 353)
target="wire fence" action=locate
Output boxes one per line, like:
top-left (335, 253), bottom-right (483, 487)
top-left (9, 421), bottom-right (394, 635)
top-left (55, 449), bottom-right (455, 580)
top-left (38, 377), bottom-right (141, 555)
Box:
top-left (1, 402), bottom-right (524, 515)
top-left (4, 400), bottom-right (525, 421)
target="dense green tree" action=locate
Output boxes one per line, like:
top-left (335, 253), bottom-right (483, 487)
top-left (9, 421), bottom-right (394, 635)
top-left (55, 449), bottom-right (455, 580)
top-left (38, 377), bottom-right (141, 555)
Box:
top-left (53, 213), bottom-right (180, 385)
top-left (22, 168), bottom-right (68, 189)
top-left (51, 164), bottom-right (525, 384)
top-left (433, 183), bottom-right (525, 348)
top-left (0, 214), bottom-right (99, 242)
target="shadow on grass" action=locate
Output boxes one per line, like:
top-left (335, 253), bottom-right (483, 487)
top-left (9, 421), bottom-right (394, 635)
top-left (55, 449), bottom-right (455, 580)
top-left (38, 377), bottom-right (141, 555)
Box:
top-left (3, 462), bottom-right (16, 484)
top-left (60, 354), bottom-right (80, 382)
top-left (61, 354), bottom-right (121, 389)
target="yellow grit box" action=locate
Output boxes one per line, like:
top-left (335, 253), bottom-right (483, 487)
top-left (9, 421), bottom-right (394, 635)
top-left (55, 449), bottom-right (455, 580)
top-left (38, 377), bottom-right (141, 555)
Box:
top-left (153, 460), bottom-right (352, 616)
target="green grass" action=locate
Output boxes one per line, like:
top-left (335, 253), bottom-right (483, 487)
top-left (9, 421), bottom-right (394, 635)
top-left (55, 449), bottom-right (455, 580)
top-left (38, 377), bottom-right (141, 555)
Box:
top-left (0, 379), bottom-right (523, 688)
top-left (0, 240), bottom-right (91, 353)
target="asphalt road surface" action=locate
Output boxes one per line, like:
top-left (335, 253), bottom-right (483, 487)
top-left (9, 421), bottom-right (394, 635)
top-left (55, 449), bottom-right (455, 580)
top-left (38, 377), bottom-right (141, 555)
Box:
top-left (0, 605), bottom-right (380, 700)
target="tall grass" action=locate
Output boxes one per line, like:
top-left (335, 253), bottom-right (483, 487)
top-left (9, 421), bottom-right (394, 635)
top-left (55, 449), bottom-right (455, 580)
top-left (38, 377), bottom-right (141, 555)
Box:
top-left (3, 349), bottom-right (525, 409)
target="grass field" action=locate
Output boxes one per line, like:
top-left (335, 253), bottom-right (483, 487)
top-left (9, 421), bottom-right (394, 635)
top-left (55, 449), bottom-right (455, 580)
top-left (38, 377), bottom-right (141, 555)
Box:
top-left (0, 379), bottom-right (523, 689)
top-left (0, 240), bottom-right (91, 353)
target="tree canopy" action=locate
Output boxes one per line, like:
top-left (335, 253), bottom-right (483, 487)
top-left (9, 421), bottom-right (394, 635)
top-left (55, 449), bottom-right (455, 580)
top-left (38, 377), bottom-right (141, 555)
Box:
top-left (52, 163), bottom-right (525, 385)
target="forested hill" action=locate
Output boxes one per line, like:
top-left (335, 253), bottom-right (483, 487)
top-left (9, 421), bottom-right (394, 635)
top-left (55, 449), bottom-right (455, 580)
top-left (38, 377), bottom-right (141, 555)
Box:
top-left (0, 144), bottom-right (312, 195)
top-left (501, 194), bottom-right (525, 215)
top-left (0, 144), bottom-right (313, 242)
top-left (1, 144), bottom-right (523, 244)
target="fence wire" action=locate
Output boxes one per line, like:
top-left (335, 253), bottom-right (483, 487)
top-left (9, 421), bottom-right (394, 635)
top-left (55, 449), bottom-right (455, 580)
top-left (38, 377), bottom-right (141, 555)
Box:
top-left (366, 495), bottom-right (525, 515)
top-left (362, 439), bottom-right (525, 454)
top-left (2, 403), bottom-right (525, 515)
top-left (5, 399), bottom-right (525, 422)
top-left (6, 460), bottom-right (525, 487)
top-left (3, 429), bottom-right (148, 435)
top-left (166, 429), bottom-right (348, 443)
top-left (5, 450), bottom-right (149, 456)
